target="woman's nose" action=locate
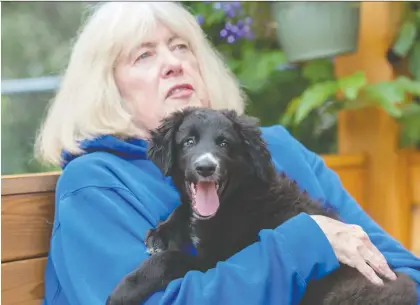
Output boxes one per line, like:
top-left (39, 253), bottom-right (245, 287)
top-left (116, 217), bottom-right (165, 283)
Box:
top-left (161, 52), bottom-right (183, 78)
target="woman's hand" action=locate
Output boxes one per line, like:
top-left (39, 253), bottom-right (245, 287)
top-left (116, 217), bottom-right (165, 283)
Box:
top-left (310, 215), bottom-right (397, 286)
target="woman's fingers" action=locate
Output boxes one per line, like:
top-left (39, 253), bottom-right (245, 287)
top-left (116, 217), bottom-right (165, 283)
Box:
top-left (310, 215), bottom-right (397, 286)
top-left (363, 243), bottom-right (397, 281)
top-left (352, 255), bottom-right (384, 286)
top-left (349, 223), bottom-right (397, 282)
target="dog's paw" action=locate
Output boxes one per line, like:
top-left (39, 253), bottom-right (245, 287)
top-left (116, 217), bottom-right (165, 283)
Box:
top-left (106, 288), bottom-right (130, 305)
top-left (106, 294), bottom-right (122, 305)
top-left (145, 226), bottom-right (169, 255)
top-left (106, 287), bottom-right (141, 305)
top-left (106, 269), bottom-right (148, 305)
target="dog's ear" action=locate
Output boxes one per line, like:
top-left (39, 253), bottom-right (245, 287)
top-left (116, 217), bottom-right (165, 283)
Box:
top-left (147, 108), bottom-right (193, 176)
top-left (221, 109), bottom-right (274, 181)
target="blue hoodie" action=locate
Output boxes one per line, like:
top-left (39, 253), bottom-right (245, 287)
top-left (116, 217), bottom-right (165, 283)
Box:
top-left (43, 125), bottom-right (420, 305)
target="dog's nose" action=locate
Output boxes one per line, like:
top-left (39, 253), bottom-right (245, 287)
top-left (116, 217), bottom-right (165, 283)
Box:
top-left (195, 160), bottom-right (217, 177)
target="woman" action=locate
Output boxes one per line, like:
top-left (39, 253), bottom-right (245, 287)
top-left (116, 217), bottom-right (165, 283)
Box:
top-left (36, 2), bottom-right (419, 305)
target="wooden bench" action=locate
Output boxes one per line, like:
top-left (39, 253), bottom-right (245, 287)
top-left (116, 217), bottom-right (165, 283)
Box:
top-left (2, 172), bottom-right (60, 305)
top-left (0, 155), bottom-right (366, 304)
top-left (1, 153), bottom-right (418, 304)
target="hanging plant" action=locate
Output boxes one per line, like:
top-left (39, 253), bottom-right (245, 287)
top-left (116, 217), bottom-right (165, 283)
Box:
top-left (280, 2), bottom-right (420, 148)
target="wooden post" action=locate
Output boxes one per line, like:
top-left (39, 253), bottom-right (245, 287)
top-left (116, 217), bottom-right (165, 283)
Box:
top-left (334, 2), bottom-right (411, 247)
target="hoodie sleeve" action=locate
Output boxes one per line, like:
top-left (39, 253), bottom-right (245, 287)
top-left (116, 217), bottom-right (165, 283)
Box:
top-left (277, 126), bottom-right (420, 302)
top-left (51, 185), bottom-right (340, 305)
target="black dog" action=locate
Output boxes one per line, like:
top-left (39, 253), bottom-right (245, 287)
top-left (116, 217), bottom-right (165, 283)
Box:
top-left (107, 107), bottom-right (417, 305)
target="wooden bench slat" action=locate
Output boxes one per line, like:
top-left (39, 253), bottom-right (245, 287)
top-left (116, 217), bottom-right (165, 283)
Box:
top-left (2, 172), bottom-right (60, 196)
top-left (1, 257), bottom-right (47, 305)
top-left (1, 193), bottom-right (55, 262)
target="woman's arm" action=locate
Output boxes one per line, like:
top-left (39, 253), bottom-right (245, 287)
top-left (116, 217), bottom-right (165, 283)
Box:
top-left (48, 185), bottom-right (341, 305)
top-left (278, 126), bottom-right (420, 299)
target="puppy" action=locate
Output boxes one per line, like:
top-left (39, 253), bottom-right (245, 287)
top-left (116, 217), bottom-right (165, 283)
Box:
top-left (107, 107), bottom-right (417, 305)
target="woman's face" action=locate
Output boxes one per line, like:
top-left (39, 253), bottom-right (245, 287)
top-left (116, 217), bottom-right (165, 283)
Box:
top-left (114, 22), bottom-right (209, 133)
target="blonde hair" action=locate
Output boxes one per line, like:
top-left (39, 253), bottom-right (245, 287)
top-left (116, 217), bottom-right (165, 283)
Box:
top-left (35, 1), bottom-right (246, 166)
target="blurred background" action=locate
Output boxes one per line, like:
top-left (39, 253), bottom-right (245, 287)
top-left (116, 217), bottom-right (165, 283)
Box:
top-left (2, 1), bottom-right (420, 176)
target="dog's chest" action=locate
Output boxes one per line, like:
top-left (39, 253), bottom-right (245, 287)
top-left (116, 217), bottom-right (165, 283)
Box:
top-left (189, 214), bottom-right (261, 262)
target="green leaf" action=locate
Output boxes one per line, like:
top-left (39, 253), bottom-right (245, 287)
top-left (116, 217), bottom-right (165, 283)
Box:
top-left (205, 9), bottom-right (226, 26)
top-left (337, 71), bottom-right (367, 101)
top-left (294, 81), bottom-right (338, 124)
top-left (364, 82), bottom-right (405, 117)
top-left (401, 102), bottom-right (420, 117)
top-left (408, 42), bottom-right (420, 81)
top-left (280, 97), bottom-right (301, 126)
top-left (238, 50), bottom-right (287, 93)
top-left (399, 103), bottom-right (420, 147)
top-left (392, 21), bottom-right (417, 57)
top-left (225, 58), bottom-right (241, 73)
top-left (302, 59), bottom-right (335, 84)
top-left (395, 76), bottom-right (420, 95)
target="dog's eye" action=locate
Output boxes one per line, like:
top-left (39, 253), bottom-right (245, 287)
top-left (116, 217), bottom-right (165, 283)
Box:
top-left (218, 139), bottom-right (229, 148)
top-left (183, 137), bottom-right (195, 147)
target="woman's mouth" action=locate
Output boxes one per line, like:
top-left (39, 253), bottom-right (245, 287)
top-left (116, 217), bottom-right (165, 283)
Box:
top-left (166, 84), bottom-right (194, 99)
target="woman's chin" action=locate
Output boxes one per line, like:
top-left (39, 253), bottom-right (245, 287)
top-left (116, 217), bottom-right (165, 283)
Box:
top-left (165, 98), bottom-right (206, 112)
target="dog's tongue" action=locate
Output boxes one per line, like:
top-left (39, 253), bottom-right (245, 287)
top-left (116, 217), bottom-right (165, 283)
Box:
top-left (194, 182), bottom-right (219, 217)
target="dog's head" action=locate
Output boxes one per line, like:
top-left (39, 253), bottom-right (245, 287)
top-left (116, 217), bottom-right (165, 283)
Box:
top-left (147, 107), bottom-right (274, 219)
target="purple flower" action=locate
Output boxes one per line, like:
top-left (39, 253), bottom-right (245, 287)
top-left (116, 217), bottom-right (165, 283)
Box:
top-left (195, 14), bottom-right (205, 25)
top-left (227, 35), bottom-right (236, 43)
top-left (231, 25), bottom-right (239, 33)
top-left (220, 29), bottom-right (228, 38)
top-left (202, 1), bottom-right (255, 43)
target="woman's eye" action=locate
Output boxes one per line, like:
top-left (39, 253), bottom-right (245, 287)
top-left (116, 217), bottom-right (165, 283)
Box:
top-left (173, 43), bottom-right (189, 51)
top-left (183, 138), bottom-right (195, 147)
top-left (136, 51), bottom-right (152, 61)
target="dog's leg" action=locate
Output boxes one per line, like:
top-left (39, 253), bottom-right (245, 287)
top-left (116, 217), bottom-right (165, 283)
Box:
top-left (106, 250), bottom-right (204, 305)
top-left (145, 203), bottom-right (191, 254)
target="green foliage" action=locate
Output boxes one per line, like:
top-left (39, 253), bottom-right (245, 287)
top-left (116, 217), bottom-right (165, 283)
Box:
top-left (2, 2), bottom-right (339, 176)
top-left (302, 59), bottom-right (336, 83)
top-left (187, 1), bottom-right (338, 153)
top-left (392, 20), bottom-right (417, 57)
top-left (338, 71), bottom-right (367, 101)
top-left (408, 42), bottom-right (420, 80)
top-left (235, 48), bottom-right (288, 93)
top-left (400, 103), bottom-right (420, 147)
top-left (281, 3), bottom-right (420, 148)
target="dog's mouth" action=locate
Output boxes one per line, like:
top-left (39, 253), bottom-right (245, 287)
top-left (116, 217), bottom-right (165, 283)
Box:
top-left (187, 180), bottom-right (225, 219)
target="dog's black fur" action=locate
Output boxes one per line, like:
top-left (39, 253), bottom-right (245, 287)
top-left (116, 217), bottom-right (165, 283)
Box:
top-left (107, 107), bottom-right (417, 305)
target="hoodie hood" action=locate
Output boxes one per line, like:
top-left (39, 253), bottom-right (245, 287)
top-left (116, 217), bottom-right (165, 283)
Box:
top-left (61, 135), bottom-right (149, 169)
